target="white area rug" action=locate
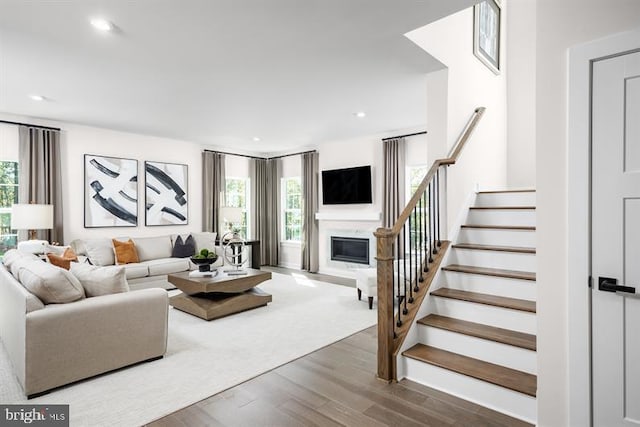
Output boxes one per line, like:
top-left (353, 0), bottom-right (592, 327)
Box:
top-left (0, 272), bottom-right (376, 426)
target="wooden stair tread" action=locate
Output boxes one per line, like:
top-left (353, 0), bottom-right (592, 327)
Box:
top-left (469, 206), bottom-right (536, 210)
top-left (431, 288), bottom-right (536, 313)
top-left (442, 264), bottom-right (536, 281)
top-left (461, 224), bottom-right (536, 231)
top-left (403, 344), bottom-right (537, 397)
top-left (418, 314), bottom-right (536, 350)
top-left (478, 189), bottom-right (536, 194)
top-left (452, 243), bottom-right (536, 254)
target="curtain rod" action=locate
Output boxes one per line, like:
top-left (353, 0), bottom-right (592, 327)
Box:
top-left (381, 130), bottom-right (427, 141)
top-left (0, 119), bottom-right (61, 131)
top-left (205, 149), bottom-right (317, 160)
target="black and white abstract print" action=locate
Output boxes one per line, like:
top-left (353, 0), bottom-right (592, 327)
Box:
top-left (84, 154), bottom-right (138, 227)
top-left (145, 161), bottom-right (188, 226)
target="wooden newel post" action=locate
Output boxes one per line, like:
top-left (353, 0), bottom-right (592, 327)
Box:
top-left (374, 227), bottom-right (396, 382)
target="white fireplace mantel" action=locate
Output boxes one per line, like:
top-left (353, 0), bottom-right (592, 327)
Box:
top-left (315, 211), bottom-right (381, 222)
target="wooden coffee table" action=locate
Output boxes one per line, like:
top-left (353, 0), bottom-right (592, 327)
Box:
top-left (168, 268), bottom-right (272, 320)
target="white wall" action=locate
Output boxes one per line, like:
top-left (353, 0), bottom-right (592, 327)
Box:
top-left (0, 124), bottom-right (19, 161)
top-left (0, 113), bottom-right (205, 244)
top-left (534, 2), bottom-right (640, 426)
top-left (506, 0), bottom-right (536, 188)
top-left (407, 4), bottom-right (509, 236)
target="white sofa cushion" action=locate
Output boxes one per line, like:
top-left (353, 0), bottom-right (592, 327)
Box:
top-left (70, 263), bottom-right (130, 297)
top-left (133, 236), bottom-right (173, 262)
top-left (121, 263), bottom-right (149, 279)
top-left (141, 258), bottom-right (190, 276)
top-left (3, 249), bottom-right (39, 277)
top-left (17, 259), bottom-right (86, 304)
top-left (84, 238), bottom-right (116, 266)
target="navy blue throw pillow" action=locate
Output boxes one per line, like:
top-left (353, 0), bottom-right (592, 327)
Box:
top-left (172, 234), bottom-right (196, 258)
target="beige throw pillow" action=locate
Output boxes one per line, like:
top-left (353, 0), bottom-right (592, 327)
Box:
top-left (17, 259), bottom-right (86, 304)
top-left (70, 263), bottom-right (130, 297)
top-left (84, 238), bottom-right (116, 266)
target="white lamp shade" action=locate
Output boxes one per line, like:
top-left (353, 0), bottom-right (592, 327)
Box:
top-left (220, 206), bottom-right (243, 224)
top-left (11, 204), bottom-right (54, 230)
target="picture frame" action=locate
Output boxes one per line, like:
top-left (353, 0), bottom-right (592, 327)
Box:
top-left (84, 154), bottom-right (138, 228)
top-left (144, 161), bottom-right (188, 226)
top-left (473, 0), bottom-right (501, 75)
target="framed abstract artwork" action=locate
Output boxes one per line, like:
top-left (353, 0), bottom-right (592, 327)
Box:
top-left (84, 154), bottom-right (138, 228)
top-left (145, 161), bottom-right (188, 226)
top-left (473, 0), bottom-right (501, 74)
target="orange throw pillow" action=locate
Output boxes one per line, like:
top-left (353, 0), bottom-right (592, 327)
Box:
top-left (113, 239), bottom-right (139, 264)
top-left (47, 247), bottom-right (79, 270)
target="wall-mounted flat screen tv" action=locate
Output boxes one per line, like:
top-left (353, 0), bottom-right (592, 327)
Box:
top-left (322, 165), bottom-right (372, 205)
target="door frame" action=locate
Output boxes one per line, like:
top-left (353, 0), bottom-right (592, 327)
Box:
top-left (568, 27), bottom-right (640, 427)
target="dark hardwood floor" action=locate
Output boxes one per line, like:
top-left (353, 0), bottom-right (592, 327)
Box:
top-left (147, 326), bottom-right (532, 427)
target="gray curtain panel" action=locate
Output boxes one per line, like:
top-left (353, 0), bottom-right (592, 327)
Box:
top-left (202, 151), bottom-right (225, 233)
top-left (382, 138), bottom-right (406, 228)
top-left (18, 126), bottom-right (64, 244)
top-left (250, 158), bottom-right (281, 265)
top-left (301, 152), bottom-right (319, 272)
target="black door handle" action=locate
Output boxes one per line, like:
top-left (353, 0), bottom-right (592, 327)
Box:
top-left (598, 277), bottom-right (636, 294)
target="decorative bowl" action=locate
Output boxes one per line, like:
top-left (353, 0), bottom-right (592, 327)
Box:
top-left (190, 256), bottom-right (218, 272)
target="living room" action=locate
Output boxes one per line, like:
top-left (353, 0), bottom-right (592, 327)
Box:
top-left (2, 0), bottom-right (640, 426)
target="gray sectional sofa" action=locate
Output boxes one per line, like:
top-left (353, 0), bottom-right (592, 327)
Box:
top-left (0, 250), bottom-right (169, 397)
top-left (69, 232), bottom-right (222, 290)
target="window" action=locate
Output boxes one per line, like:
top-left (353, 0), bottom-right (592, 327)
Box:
top-left (225, 177), bottom-right (250, 238)
top-left (0, 161), bottom-right (19, 257)
top-left (407, 165), bottom-right (429, 251)
top-left (282, 177), bottom-right (302, 242)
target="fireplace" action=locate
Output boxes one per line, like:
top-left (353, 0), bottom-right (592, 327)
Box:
top-left (330, 236), bottom-right (370, 265)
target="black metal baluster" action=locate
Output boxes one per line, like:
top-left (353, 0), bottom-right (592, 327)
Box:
top-left (396, 231), bottom-right (402, 328)
top-left (423, 189), bottom-right (429, 273)
top-left (428, 181), bottom-right (434, 263)
top-left (437, 168), bottom-right (441, 248)
top-left (402, 223), bottom-right (408, 315)
top-left (395, 234), bottom-right (401, 335)
top-left (407, 214), bottom-right (414, 304)
top-left (413, 206), bottom-right (419, 290)
top-left (417, 196), bottom-right (424, 287)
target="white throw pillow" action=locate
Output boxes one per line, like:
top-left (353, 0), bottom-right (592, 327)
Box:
top-left (84, 238), bottom-right (116, 266)
top-left (132, 236), bottom-right (173, 261)
top-left (17, 259), bottom-right (86, 304)
top-left (191, 232), bottom-right (217, 253)
top-left (3, 250), bottom-right (39, 277)
top-left (70, 263), bottom-right (130, 297)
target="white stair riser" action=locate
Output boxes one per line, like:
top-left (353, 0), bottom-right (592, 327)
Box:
top-left (449, 249), bottom-right (536, 272)
top-left (430, 297), bottom-right (536, 334)
top-left (417, 325), bottom-right (537, 374)
top-left (442, 271), bottom-right (537, 300)
top-left (458, 228), bottom-right (536, 247)
top-left (466, 210), bottom-right (536, 227)
top-left (403, 358), bottom-right (537, 424)
top-left (475, 192), bottom-right (536, 207)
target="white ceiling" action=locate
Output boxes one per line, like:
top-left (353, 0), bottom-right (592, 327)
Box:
top-left (0, 0), bottom-right (475, 155)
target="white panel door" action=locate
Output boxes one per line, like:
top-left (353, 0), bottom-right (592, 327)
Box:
top-left (592, 50), bottom-right (640, 427)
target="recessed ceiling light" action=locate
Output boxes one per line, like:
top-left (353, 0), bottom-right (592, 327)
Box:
top-left (252, 137), bottom-right (261, 142)
top-left (29, 95), bottom-right (45, 101)
top-left (90, 18), bottom-right (113, 32)
top-left (354, 112), bottom-right (366, 118)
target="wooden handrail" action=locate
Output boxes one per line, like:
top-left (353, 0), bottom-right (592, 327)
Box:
top-left (390, 107), bottom-right (485, 236)
top-left (375, 107), bottom-right (486, 382)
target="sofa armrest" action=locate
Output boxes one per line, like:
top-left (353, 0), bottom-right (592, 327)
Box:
top-left (24, 288), bottom-right (168, 396)
top-left (0, 266), bottom-right (28, 389)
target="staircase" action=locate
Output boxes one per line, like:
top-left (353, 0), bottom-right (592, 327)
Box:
top-left (401, 189), bottom-right (537, 424)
